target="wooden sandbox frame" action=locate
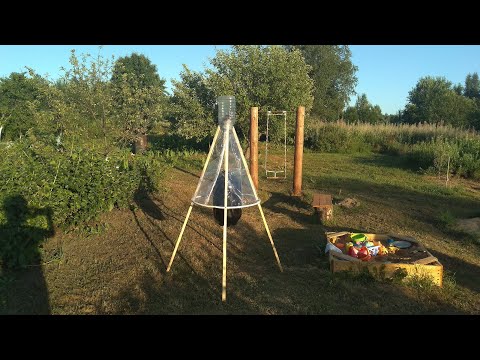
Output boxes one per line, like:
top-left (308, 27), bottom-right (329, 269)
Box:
top-left (326, 231), bottom-right (443, 286)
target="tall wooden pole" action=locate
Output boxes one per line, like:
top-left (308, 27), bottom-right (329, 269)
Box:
top-left (293, 106), bottom-right (305, 196)
top-left (250, 107), bottom-right (259, 190)
top-left (222, 123), bottom-right (229, 302)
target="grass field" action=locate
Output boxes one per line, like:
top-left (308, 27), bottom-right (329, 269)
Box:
top-left (2, 146), bottom-right (480, 314)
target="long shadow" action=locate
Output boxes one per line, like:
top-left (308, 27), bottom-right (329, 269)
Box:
top-left (173, 166), bottom-right (200, 179)
top-left (153, 197), bottom-right (245, 255)
top-left (132, 188), bottom-right (227, 294)
top-left (428, 248), bottom-right (480, 293)
top-left (262, 191), bottom-right (316, 225)
top-left (134, 187), bottom-right (165, 221)
top-left (131, 210), bottom-right (166, 269)
top-left (316, 174), bottom-right (480, 227)
top-left (353, 153), bottom-right (418, 172)
top-left (0, 195), bottom-right (54, 314)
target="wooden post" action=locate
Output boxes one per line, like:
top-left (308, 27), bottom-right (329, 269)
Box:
top-left (222, 123), bottom-right (229, 302)
top-left (257, 204), bottom-right (283, 272)
top-left (250, 107), bottom-right (259, 190)
top-left (293, 106), bottom-right (305, 196)
top-left (166, 204), bottom-right (194, 272)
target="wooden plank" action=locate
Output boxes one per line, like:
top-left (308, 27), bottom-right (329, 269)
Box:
top-left (312, 193), bottom-right (332, 207)
top-left (413, 256), bottom-right (438, 265)
top-left (329, 251), bottom-right (362, 263)
top-left (326, 231), bottom-right (350, 238)
top-left (331, 259), bottom-right (443, 286)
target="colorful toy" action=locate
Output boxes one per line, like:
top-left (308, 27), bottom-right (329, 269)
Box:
top-left (345, 242), bottom-right (354, 253)
top-left (388, 246), bottom-right (399, 254)
top-left (348, 246), bottom-right (359, 258)
top-left (378, 245), bottom-right (388, 256)
top-left (357, 246), bottom-right (369, 259)
top-left (367, 245), bottom-right (380, 256)
top-left (350, 233), bottom-right (367, 244)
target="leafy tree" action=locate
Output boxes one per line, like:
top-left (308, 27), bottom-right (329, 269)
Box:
top-left (403, 76), bottom-right (476, 127)
top-left (453, 83), bottom-right (464, 95)
top-left (464, 72), bottom-right (480, 99)
top-left (57, 49), bottom-right (115, 139)
top-left (111, 53), bottom-right (166, 89)
top-left (112, 70), bottom-right (166, 146)
top-left (344, 94), bottom-right (384, 124)
top-left (291, 45), bottom-right (358, 121)
top-left (111, 53), bottom-right (168, 145)
top-left (205, 45), bottom-right (314, 140)
top-left (169, 65), bottom-right (216, 141)
top-left (0, 72), bottom-right (47, 140)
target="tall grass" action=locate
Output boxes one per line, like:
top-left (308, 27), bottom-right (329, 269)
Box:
top-left (305, 120), bottom-right (480, 179)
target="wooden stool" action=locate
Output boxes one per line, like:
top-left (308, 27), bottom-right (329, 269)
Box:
top-left (312, 193), bottom-right (333, 222)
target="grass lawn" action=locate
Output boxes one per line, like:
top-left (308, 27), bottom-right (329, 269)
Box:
top-left (2, 146), bottom-right (480, 314)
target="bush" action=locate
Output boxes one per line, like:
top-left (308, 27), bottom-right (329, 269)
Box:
top-left (0, 135), bottom-right (168, 268)
top-left (304, 120), bottom-right (480, 179)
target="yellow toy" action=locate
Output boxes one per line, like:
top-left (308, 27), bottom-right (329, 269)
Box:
top-left (387, 246), bottom-right (399, 254)
top-left (378, 245), bottom-right (388, 255)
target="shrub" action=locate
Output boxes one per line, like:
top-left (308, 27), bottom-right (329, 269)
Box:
top-left (0, 135), bottom-right (168, 268)
top-left (304, 119), bottom-right (480, 178)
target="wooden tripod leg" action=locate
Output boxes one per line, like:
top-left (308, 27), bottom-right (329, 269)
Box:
top-left (222, 124), bottom-right (230, 302)
top-left (257, 203), bottom-right (283, 272)
top-left (222, 210), bottom-right (228, 301)
top-left (166, 204), bottom-right (194, 272)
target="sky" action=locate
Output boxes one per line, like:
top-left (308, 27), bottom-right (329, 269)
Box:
top-left (1, 45), bottom-right (479, 115)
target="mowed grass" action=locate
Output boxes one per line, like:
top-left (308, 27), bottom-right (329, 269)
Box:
top-left (2, 146), bottom-right (480, 314)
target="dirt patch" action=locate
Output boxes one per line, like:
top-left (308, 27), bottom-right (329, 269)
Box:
top-left (456, 218), bottom-right (480, 236)
top-left (337, 198), bottom-right (360, 208)
top-left (3, 151), bottom-right (480, 314)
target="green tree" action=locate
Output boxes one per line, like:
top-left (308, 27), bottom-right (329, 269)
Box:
top-left (291, 45), bottom-right (358, 121)
top-left (112, 70), bottom-right (166, 146)
top-left (344, 94), bottom-right (384, 124)
top-left (111, 52), bottom-right (166, 89)
top-left (403, 76), bottom-right (476, 127)
top-left (0, 72), bottom-right (47, 140)
top-left (453, 83), bottom-right (464, 95)
top-left (206, 45), bottom-right (314, 141)
top-left (111, 53), bottom-right (168, 146)
top-left (464, 72), bottom-right (480, 99)
top-left (58, 49), bottom-right (115, 139)
top-left (169, 65), bottom-right (216, 141)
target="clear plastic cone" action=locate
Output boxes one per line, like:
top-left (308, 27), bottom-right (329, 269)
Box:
top-left (192, 123), bottom-right (260, 209)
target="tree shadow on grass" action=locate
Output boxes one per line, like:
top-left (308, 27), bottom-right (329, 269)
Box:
top-left (173, 166), bottom-right (200, 179)
top-left (315, 174), bottom-right (480, 227)
top-left (352, 153), bottom-right (418, 172)
top-left (134, 187), bottom-right (165, 221)
top-left (0, 195), bottom-right (54, 314)
top-left (427, 248), bottom-right (480, 294)
top-left (262, 191), bottom-right (316, 225)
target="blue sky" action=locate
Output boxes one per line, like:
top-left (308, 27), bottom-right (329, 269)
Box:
top-left (1, 45), bottom-right (479, 114)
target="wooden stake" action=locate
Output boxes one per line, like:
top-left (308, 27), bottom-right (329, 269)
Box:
top-left (250, 107), bottom-right (259, 190)
top-left (167, 128), bottom-right (221, 273)
top-left (166, 204), bottom-right (194, 272)
top-left (293, 106), bottom-right (305, 196)
top-left (232, 128), bottom-right (283, 273)
top-left (446, 155), bottom-right (450, 188)
top-left (257, 203), bottom-right (283, 272)
top-left (222, 123), bottom-right (230, 302)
